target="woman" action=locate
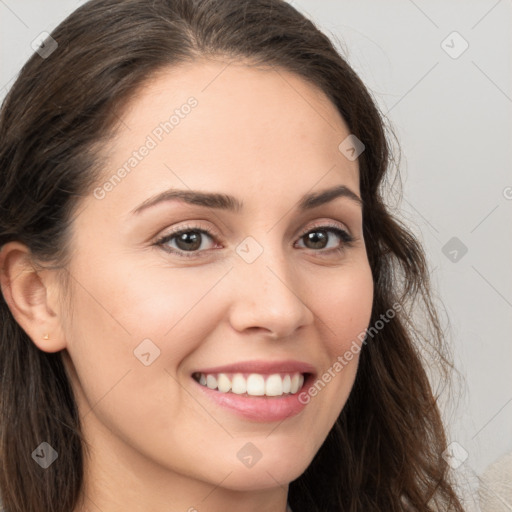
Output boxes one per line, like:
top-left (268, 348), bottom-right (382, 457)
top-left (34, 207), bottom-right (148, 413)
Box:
top-left (0, 0), bottom-right (465, 510)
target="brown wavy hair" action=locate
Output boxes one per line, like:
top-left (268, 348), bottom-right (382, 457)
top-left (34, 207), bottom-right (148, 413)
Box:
top-left (0, 0), bottom-right (464, 510)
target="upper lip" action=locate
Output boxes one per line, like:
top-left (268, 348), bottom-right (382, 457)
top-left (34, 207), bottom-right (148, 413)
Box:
top-left (192, 359), bottom-right (316, 376)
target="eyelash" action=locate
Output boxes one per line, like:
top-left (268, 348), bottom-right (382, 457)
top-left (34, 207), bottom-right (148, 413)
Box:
top-left (154, 222), bottom-right (355, 259)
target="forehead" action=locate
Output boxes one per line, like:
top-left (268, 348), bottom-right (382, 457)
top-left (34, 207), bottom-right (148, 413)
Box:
top-left (91, 59), bottom-right (360, 215)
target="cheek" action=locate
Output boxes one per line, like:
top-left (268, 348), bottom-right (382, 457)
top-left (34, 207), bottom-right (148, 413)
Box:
top-left (314, 260), bottom-right (374, 356)
top-left (299, 260), bottom-right (373, 427)
top-left (69, 257), bottom-right (227, 353)
top-left (62, 275), bottom-right (201, 461)
top-left (62, 260), bottom-right (229, 420)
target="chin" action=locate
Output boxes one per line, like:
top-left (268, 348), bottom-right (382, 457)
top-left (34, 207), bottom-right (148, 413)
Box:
top-left (211, 449), bottom-right (314, 491)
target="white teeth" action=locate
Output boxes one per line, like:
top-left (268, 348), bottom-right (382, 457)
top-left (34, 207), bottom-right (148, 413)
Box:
top-left (206, 374), bottom-right (217, 390)
top-left (282, 374), bottom-right (291, 393)
top-left (217, 373), bottom-right (231, 393)
top-left (265, 374), bottom-right (283, 396)
top-left (246, 374), bottom-right (265, 396)
top-left (290, 373), bottom-right (301, 394)
top-left (195, 371), bottom-right (306, 397)
top-left (231, 373), bottom-right (247, 394)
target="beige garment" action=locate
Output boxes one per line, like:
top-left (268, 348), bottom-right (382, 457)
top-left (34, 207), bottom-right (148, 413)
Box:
top-left (478, 451), bottom-right (512, 511)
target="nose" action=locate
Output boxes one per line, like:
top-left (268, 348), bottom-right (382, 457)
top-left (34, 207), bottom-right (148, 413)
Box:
top-left (227, 241), bottom-right (315, 340)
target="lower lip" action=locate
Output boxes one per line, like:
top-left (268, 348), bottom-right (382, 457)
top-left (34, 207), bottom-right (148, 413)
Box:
top-left (193, 375), bottom-right (313, 422)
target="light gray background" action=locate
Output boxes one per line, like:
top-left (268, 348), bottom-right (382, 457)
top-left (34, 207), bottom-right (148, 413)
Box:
top-left (1, 1), bottom-right (511, 509)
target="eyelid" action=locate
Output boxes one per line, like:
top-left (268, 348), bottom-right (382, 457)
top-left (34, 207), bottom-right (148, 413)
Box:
top-left (296, 219), bottom-right (351, 239)
top-left (156, 222), bottom-right (220, 243)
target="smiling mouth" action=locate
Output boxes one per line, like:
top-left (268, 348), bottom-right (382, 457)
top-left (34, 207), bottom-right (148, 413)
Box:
top-left (192, 371), bottom-right (309, 397)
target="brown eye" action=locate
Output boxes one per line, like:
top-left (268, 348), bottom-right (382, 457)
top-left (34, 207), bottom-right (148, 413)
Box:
top-left (296, 225), bottom-right (353, 253)
top-left (155, 226), bottom-right (217, 258)
top-left (174, 231), bottom-right (203, 251)
top-left (302, 230), bottom-right (329, 250)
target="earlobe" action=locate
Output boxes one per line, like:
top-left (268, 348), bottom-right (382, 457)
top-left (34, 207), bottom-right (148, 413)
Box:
top-left (0, 241), bottom-right (66, 353)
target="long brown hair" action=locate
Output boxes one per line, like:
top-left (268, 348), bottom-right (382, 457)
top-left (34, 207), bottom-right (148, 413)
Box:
top-left (0, 0), bottom-right (464, 510)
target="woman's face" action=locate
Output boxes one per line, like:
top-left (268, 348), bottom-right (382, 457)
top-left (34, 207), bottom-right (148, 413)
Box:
top-left (59, 60), bottom-right (373, 502)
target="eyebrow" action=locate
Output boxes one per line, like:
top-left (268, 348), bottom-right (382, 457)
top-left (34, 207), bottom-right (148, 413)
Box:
top-left (130, 184), bottom-right (362, 216)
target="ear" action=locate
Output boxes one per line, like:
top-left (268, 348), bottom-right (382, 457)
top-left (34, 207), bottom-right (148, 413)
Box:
top-left (0, 241), bottom-right (67, 353)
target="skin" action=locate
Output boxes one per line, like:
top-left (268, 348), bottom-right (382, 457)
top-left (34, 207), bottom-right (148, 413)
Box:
top-left (0, 59), bottom-right (374, 512)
